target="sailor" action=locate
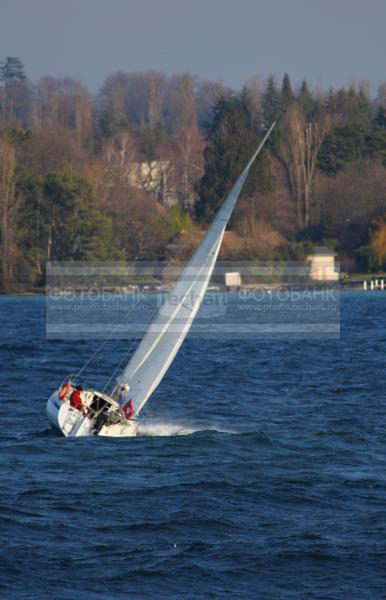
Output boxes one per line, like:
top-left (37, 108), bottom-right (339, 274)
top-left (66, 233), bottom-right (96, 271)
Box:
top-left (120, 383), bottom-right (130, 400)
top-left (118, 383), bottom-right (133, 418)
top-left (58, 379), bottom-right (71, 401)
top-left (69, 385), bottom-right (86, 416)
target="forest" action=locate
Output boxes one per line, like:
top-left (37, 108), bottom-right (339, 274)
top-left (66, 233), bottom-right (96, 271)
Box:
top-left (1, 56), bottom-right (386, 292)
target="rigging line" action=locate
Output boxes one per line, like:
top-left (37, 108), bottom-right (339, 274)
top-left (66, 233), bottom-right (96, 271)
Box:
top-left (102, 343), bottom-right (134, 393)
top-left (73, 252), bottom-right (198, 381)
top-left (74, 293), bottom-right (141, 379)
top-left (75, 338), bottom-right (110, 379)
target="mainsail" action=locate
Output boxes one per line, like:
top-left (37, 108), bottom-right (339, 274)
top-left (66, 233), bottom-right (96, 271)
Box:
top-left (118, 123), bottom-right (276, 415)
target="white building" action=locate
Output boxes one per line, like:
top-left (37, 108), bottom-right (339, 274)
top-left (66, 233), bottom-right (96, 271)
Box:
top-left (306, 246), bottom-right (339, 281)
top-left (224, 272), bottom-right (241, 290)
top-left (127, 160), bottom-right (177, 206)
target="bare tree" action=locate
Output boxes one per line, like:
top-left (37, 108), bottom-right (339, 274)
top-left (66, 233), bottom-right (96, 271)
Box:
top-left (98, 71), bottom-right (167, 130)
top-left (0, 134), bottom-right (17, 291)
top-left (34, 76), bottom-right (60, 127)
top-left (35, 76), bottom-right (92, 138)
top-left (97, 72), bottom-right (128, 122)
top-left (244, 76), bottom-right (263, 131)
top-left (194, 79), bottom-right (224, 129)
top-left (103, 186), bottom-right (165, 259)
top-left (19, 126), bottom-right (86, 178)
top-left (317, 161), bottom-right (386, 244)
top-left (167, 73), bottom-right (196, 131)
top-left (102, 130), bottom-right (138, 186)
top-left (110, 83), bottom-right (125, 121)
top-left (74, 85), bottom-right (93, 144)
top-left (144, 71), bottom-right (163, 130)
top-left (171, 125), bottom-right (203, 209)
top-left (280, 103), bottom-right (331, 229)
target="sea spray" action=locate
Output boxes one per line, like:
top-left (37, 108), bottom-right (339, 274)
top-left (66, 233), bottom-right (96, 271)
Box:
top-left (137, 420), bottom-right (235, 437)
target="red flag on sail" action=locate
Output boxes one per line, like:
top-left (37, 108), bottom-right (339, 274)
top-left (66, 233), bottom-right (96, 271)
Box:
top-left (122, 399), bottom-right (133, 420)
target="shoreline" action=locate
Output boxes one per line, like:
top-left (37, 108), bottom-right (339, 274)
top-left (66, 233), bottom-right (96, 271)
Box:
top-left (0, 282), bottom-right (382, 297)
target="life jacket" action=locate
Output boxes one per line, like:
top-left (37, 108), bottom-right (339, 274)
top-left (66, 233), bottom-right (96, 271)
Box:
top-left (59, 382), bottom-right (71, 401)
top-left (70, 390), bottom-right (83, 411)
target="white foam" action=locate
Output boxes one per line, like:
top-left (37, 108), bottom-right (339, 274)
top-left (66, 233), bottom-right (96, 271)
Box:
top-left (137, 421), bottom-right (196, 437)
top-left (137, 420), bottom-right (234, 437)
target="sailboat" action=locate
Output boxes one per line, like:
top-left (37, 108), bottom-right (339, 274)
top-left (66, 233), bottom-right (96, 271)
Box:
top-left (46, 123), bottom-right (275, 437)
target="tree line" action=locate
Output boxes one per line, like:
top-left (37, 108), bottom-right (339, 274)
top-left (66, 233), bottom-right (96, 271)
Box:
top-left (1, 56), bottom-right (386, 292)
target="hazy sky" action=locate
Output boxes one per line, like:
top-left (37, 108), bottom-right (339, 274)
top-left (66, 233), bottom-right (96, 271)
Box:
top-left (1, 0), bottom-right (385, 94)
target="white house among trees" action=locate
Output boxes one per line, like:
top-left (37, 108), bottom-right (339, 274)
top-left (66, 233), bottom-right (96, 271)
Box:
top-left (307, 246), bottom-right (339, 281)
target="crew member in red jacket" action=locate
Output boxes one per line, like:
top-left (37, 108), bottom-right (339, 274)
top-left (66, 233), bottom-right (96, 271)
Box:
top-left (69, 386), bottom-right (86, 415)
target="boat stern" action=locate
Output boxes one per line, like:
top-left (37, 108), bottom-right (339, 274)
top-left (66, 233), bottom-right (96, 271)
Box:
top-left (46, 391), bottom-right (63, 431)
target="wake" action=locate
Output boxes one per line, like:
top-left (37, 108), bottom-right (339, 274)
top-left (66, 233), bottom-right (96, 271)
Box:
top-left (137, 420), bottom-right (235, 437)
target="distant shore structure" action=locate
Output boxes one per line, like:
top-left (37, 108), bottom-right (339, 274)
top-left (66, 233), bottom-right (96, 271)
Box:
top-left (306, 246), bottom-right (339, 282)
top-left (224, 272), bottom-right (241, 292)
top-left (363, 279), bottom-right (385, 291)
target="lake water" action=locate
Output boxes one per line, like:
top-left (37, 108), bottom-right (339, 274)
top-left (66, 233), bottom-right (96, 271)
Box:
top-left (1, 293), bottom-right (386, 599)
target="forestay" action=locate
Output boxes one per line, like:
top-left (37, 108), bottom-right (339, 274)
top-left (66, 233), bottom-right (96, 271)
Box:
top-left (118, 123), bottom-right (276, 416)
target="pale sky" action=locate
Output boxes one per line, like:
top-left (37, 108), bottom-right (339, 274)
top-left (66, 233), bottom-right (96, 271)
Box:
top-left (1, 0), bottom-right (385, 94)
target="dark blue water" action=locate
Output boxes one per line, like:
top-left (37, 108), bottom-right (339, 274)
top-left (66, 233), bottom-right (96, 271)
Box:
top-left (1, 293), bottom-right (386, 599)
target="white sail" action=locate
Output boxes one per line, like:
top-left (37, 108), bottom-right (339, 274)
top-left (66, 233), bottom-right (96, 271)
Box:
top-left (118, 123), bottom-right (276, 415)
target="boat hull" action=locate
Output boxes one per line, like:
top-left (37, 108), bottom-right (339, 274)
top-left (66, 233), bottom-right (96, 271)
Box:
top-left (46, 391), bottom-right (138, 437)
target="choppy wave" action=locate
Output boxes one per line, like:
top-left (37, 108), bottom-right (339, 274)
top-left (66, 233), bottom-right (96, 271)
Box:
top-left (1, 293), bottom-right (386, 599)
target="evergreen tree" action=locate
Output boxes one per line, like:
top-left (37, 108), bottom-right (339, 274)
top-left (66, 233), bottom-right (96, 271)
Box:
top-left (43, 171), bottom-right (122, 261)
top-left (298, 80), bottom-right (314, 119)
top-left (97, 110), bottom-right (130, 138)
top-left (0, 57), bottom-right (31, 126)
top-left (318, 123), bottom-right (386, 174)
top-left (11, 168), bottom-right (123, 288)
top-left (0, 57), bottom-right (26, 81)
top-left (15, 168), bottom-right (46, 284)
top-left (262, 76), bottom-right (281, 125)
top-left (357, 85), bottom-right (374, 122)
top-left (376, 106), bottom-right (386, 129)
top-left (281, 73), bottom-right (294, 110)
top-left (325, 85), bottom-right (373, 125)
top-left (195, 91), bottom-right (272, 220)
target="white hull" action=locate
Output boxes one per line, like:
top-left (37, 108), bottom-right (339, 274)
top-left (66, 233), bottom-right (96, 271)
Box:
top-left (46, 390), bottom-right (138, 438)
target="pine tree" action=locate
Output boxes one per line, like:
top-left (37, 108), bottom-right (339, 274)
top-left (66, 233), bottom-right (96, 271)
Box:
top-left (298, 80), bottom-right (314, 119)
top-left (15, 169), bottom-right (46, 286)
top-left (262, 76), bottom-right (281, 126)
top-left (0, 57), bottom-right (31, 126)
top-left (0, 57), bottom-right (26, 82)
top-left (43, 171), bottom-right (122, 261)
top-left (281, 73), bottom-right (294, 110)
top-left (195, 91), bottom-right (272, 220)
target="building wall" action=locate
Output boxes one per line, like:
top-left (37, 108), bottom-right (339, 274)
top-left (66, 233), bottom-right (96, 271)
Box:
top-left (308, 256), bottom-right (339, 281)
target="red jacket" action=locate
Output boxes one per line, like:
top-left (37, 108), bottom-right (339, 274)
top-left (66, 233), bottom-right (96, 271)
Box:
top-left (70, 390), bottom-right (83, 411)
